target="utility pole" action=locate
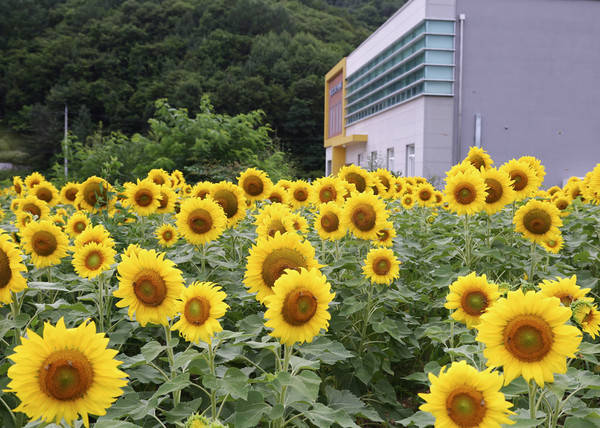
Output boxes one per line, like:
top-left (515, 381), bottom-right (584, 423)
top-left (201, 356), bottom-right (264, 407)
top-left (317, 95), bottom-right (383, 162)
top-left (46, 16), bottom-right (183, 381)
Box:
top-left (64, 105), bottom-right (68, 180)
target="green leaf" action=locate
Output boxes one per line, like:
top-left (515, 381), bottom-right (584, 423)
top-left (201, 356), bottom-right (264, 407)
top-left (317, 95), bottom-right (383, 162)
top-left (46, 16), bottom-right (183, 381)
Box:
top-left (371, 318), bottom-right (411, 338)
top-left (288, 370), bottom-right (321, 403)
top-left (305, 403), bottom-right (359, 428)
top-left (234, 390), bottom-right (270, 427)
top-left (221, 367), bottom-right (249, 400)
top-left (152, 373), bottom-right (191, 399)
top-left (164, 398), bottom-right (203, 424)
top-left (399, 410), bottom-right (436, 427)
top-left (172, 348), bottom-right (201, 371)
top-left (141, 340), bottom-right (166, 363)
top-left (95, 422), bottom-right (143, 428)
top-left (564, 417), bottom-right (599, 428)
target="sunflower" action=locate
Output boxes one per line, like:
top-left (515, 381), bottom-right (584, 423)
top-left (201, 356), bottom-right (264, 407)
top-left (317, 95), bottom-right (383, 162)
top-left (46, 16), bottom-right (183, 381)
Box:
top-left (464, 146), bottom-right (494, 171)
top-left (74, 225), bottom-right (115, 249)
top-left (76, 176), bottom-right (114, 213)
top-left (341, 192), bottom-right (389, 240)
top-left (0, 232), bottom-right (28, 304)
top-left (443, 169), bottom-right (487, 215)
top-left (123, 243), bottom-right (142, 258)
top-left (267, 184), bottom-right (290, 205)
top-left (314, 202), bottom-right (346, 241)
top-left (550, 192), bottom-right (571, 217)
top-left (276, 179), bottom-right (293, 190)
top-left (362, 248), bottom-right (400, 285)
top-left (499, 159), bottom-right (541, 200)
top-left (476, 289), bottom-right (582, 386)
top-left (480, 167), bottom-right (516, 215)
top-left (571, 300), bottom-right (600, 339)
top-left (513, 199), bottom-right (562, 244)
top-left (244, 232), bottom-right (321, 303)
top-left (264, 268), bottom-right (335, 346)
top-left (72, 242), bottom-right (116, 279)
top-left (538, 275), bottom-right (591, 307)
top-left (13, 211), bottom-right (34, 231)
top-left (445, 272), bottom-right (501, 329)
top-left (400, 193), bottom-right (416, 210)
top-left (547, 186), bottom-right (561, 197)
top-left (171, 282), bottom-right (229, 344)
top-left (155, 223), bottom-right (179, 247)
top-left (176, 197), bottom-right (227, 246)
top-left (156, 185), bottom-right (177, 214)
top-left (415, 182), bottom-right (436, 207)
top-left (115, 248), bottom-right (184, 326)
top-left (123, 179), bottom-right (162, 216)
top-left (337, 164), bottom-right (373, 193)
top-left (13, 176), bottom-right (25, 196)
top-left (6, 318), bottom-right (127, 427)
top-left (519, 156), bottom-right (546, 185)
top-left (540, 234), bottom-right (564, 254)
top-left (419, 360), bottom-right (515, 427)
top-left (564, 179), bottom-right (584, 202)
top-left (237, 168), bottom-right (273, 202)
top-left (24, 171), bottom-right (46, 190)
top-left (170, 169), bottom-right (186, 188)
top-left (147, 168), bottom-right (172, 187)
top-left (372, 169), bottom-right (396, 198)
top-left (18, 195), bottom-right (51, 220)
top-left (255, 204), bottom-right (296, 239)
top-left (288, 180), bottom-right (313, 210)
top-left (191, 181), bottom-right (212, 199)
top-left (310, 176), bottom-right (346, 206)
top-left (31, 181), bottom-right (60, 206)
top-left (290, 212), bottom-right (309, 235)
top-left (21, 220), bottom-right (70, 268)
top-left (210, 181), bottom-right (247, 227)
top-left (392, 177), bottom-right (407, 198)
top-left (445, 162), bottom-right (477, 180)
top-left (372, 221), bottom-right (396, 247)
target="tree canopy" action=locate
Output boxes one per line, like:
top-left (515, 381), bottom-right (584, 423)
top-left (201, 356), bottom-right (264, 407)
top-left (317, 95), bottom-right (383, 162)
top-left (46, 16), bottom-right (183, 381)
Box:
top-left (0, 0), bottom-right (405, 179)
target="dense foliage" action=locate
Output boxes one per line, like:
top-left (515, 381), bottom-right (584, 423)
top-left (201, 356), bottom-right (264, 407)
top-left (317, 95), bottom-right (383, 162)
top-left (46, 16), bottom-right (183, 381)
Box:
top-left (0, 0), bottom-right (405, 177)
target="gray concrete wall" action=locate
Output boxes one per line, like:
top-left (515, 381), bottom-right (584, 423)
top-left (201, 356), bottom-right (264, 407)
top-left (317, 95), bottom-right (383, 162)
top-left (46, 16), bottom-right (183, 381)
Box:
top-left (455, 0), bottom-right (600, 186)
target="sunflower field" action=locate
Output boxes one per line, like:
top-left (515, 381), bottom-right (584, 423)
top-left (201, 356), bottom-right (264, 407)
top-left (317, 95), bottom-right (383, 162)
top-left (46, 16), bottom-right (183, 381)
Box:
top-left (1, 149), bottom-right (600, 428)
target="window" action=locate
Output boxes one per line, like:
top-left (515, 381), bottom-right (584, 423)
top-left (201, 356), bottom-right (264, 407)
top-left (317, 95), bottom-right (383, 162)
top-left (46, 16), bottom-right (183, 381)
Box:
top-left (369, 151), bottom-right (378, 170)
top-left (386, 148), bottom-right (394, 171)
top-left (326, 160), bottom-right (332, 176)
top-left (357, 153), bottom-right (364, 167)
top-left (406, 144), bottom-right (415, 177)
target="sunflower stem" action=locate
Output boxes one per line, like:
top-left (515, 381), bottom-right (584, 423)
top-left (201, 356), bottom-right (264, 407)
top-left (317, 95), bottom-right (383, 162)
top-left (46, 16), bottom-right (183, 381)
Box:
top-left (358, 280), bottom-right (376, 357)
top-left (0, 396), bottom-right (17, 427)
top-left (207, 341), bottom-right (218, 421)
top-left (97, 273), bottom-right (105, 332)
top-left (163, 324), bottom-right (180, 407)
top-left (334, 239), bottom-right (340, 261)
top-left (528, 380), bottom-right (537, 419)
top-left (529, 239), bottom-right (537, 283)
top-left (274, 344), bottom-right (293, 428)
top-left (463, 214), bottom-right (473, 270)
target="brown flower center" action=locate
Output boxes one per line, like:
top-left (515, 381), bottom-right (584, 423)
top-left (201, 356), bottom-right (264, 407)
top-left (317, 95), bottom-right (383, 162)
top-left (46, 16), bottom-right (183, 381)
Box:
top-left (15, 182), bottom-right (22, 194)
top-left (243, 176), bottom-right (264, 196)
top-left (184, 296), bottom-right (211, 325)
top-left (351, 203), bottom-right (377, 231)
top-left (83, 181), bottom-right (108, 208)
top-left (133, 269), bottom-right (168, 307)
top-left (36, 188), bottom-right (53, 203)
top-left (319, 187), bottom-right (335, 203)
top-left (583, 311), bottom-right (594, 324)
top-left (555, 200), bottom-right (568, 211)
top-left (484, 178), bottom-right (503, 204)
top-left (461, 291), bottom-right (488, 316)
top-left (282, 289), bottom-right (317, 326)
top-left (378, 176), bottom-right (390, 191)
top-left (261, 248), bottom-right (307, 289)
top-left (188, 209), bottom-right (213, 234)
top-left (65, 188), bottom-right (78, 202)
top-left (467, 155), bottom-right (486, 170)
top-left (213, 190), bottom-right (239, 218)
top-left (85, 251), bottom-right (103, 270)
top-left (320, 213), bottom-right (339, 233)
top-left (293, 188), bottom-right (308, 202)
top-left (523, 208), bottom-right (552, 235)
top-left (373, 257), bottom-right (391, 276)
top-left (22, 203), bottom-right (42, 218)
top-left (377, 229), bottom-right (390, 242)
top-left (344, 172), bottom-right (366, 192)
top-left (266, 220), bottom-right (288, 238)
top-left (135, 189), bottom-right (154, 207)
top-left (163, 230), bottom-right (174, 241)
top-left (445, 386), bottom-right (486, 427)
top-left (0, 249), bottom-right (12, 288)
top-left (269, 193), bottom-right (283, 204)
top-left (510, 170), bottom-right (528, 191)
top-left (39, 350), bottom-right (94, 401)
top-left (454, 183), bottom-right (476, 205)
top-left (419, 190), bottom-right (432, 201)
top-left (158, 192), bottom-right (169, 210)
top-left (32, 231), bottom-right (58, 256)
top-left (558, 294), bottom-right (574, 306)
top-left (504, 314), bottom-right (553, 362)
top-left (152, 175), bottom-right (166, 185)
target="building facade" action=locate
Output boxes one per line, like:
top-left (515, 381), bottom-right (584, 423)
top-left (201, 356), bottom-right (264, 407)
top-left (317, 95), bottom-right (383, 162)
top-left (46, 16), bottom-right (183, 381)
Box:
top-left (324, 0), bottom-right (600, 186)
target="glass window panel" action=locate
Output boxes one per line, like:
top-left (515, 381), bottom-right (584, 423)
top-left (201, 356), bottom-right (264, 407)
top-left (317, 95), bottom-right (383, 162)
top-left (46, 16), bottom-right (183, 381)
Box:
top-left (425, 50), bottom-right (454, 65)
top-left (425, 65), bottom-right (454, 79)
top-left (425, 35), bottom-right (454, 49)
top-left (426, 20), bottom-right (455, 34)
top-left (424, 81), bottom-right (453, 94)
